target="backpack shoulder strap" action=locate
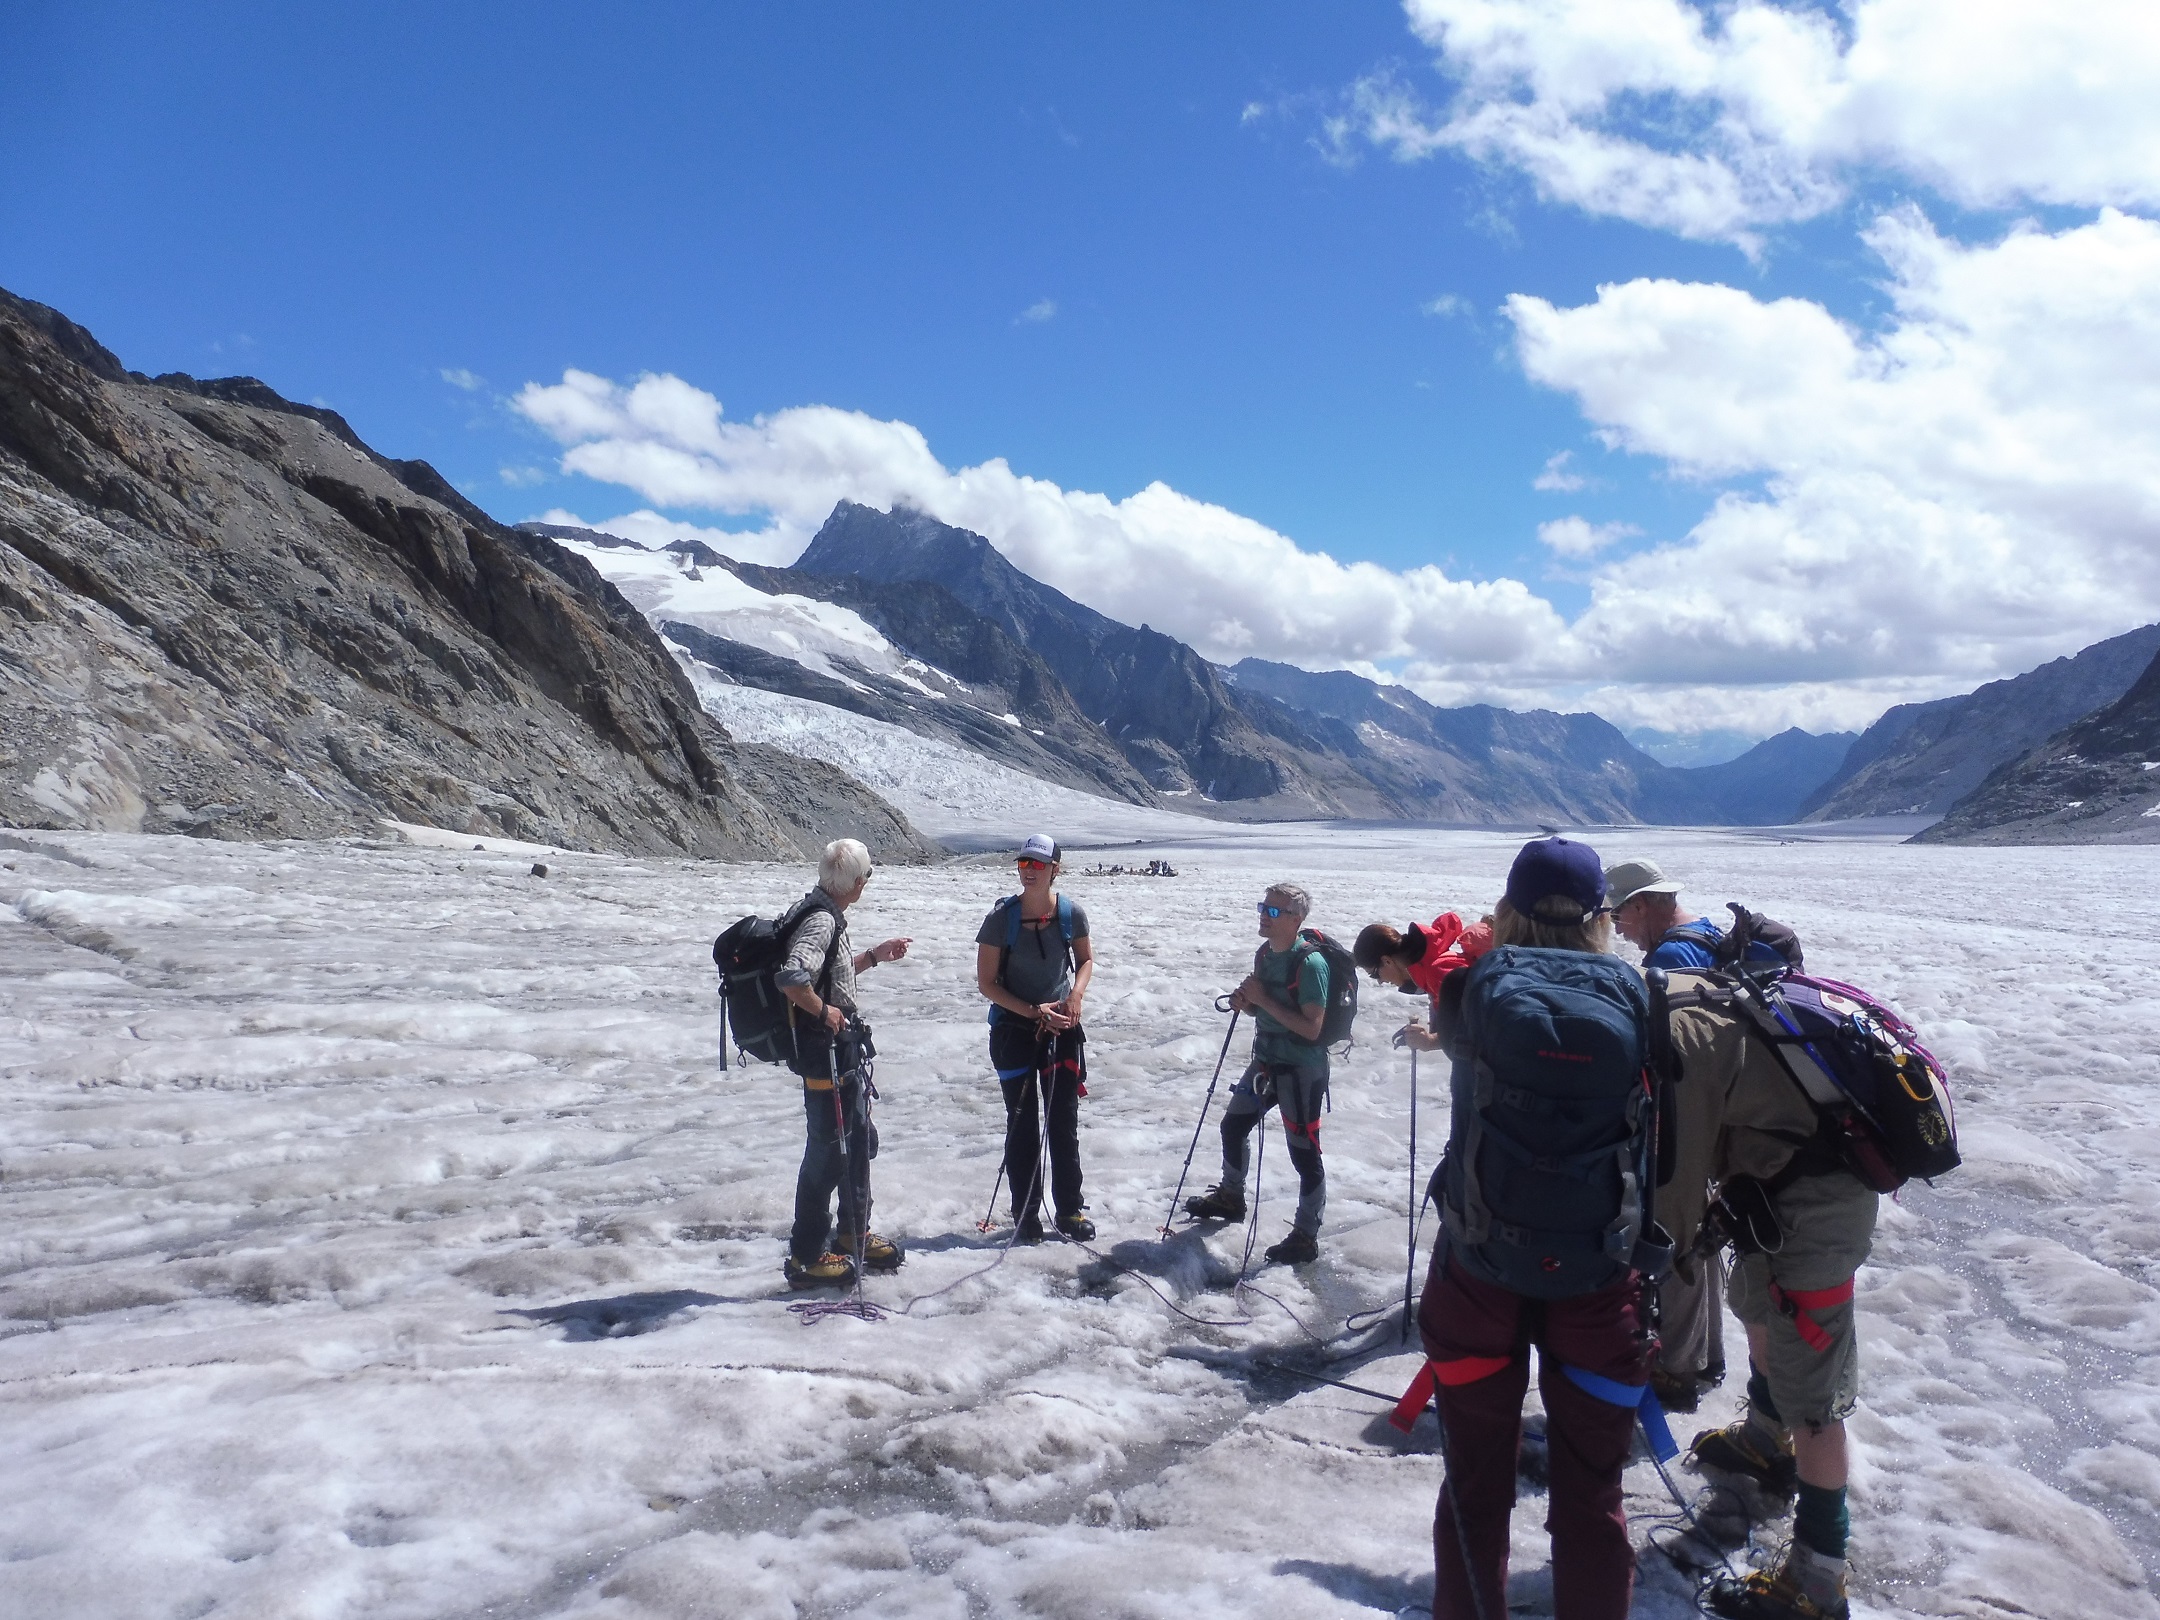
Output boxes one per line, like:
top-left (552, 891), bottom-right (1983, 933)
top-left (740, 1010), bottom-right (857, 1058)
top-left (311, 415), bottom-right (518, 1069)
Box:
top-left (787, 890), bottom-right (844, 990)
top-left (998, 893), bottom-right (1024, 952)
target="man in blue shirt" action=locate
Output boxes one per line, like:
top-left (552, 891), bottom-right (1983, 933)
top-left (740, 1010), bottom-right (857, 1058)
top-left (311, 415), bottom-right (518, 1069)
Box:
top-left (1606, 858), bottom-right (1724, 969)
top-left (1606, 855), bottom-right (1730, 1414)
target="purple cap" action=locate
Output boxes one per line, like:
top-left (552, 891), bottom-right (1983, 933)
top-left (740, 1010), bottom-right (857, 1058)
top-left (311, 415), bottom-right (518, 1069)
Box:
top-left (1504, 836), bottom-right (1606, 920)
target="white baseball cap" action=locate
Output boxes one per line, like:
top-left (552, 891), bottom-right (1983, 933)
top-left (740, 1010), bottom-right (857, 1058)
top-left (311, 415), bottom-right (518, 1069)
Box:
top-left (1017, 832), bottom-right (1062, 863)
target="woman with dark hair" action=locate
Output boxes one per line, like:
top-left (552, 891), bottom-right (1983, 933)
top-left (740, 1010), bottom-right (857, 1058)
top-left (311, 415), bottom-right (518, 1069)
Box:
top-left (1352, 912), bottom-right (1494, 1051)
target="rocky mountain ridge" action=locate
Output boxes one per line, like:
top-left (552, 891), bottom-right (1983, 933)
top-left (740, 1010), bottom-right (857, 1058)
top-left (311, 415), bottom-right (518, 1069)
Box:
top-left (0, 287), bottom-right (927, 859)
top-left (764, 502), bottom-right (1858, 825)
top-left (1919, 649), bottom-right (2160, 844)
top-left (1801, 621), bottom-right (2160, 821)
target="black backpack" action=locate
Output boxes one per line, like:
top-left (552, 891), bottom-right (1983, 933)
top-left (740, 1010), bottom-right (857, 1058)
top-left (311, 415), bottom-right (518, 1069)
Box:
top-left (1289, 928), bottom-right (1359, 1048)
top-left (712, 891), bottom-right (839, 1071)
top-left (1709, 903), bottom-right (1805, 974)
top-left (1439, 946), bottom-right (1674, 1300)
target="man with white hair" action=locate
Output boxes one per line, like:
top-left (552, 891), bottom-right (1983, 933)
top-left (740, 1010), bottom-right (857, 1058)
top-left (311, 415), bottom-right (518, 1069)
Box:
top-left (1185, 881), bottom-right (1333, 1265)
top-left (777, 838), bottom-right (912, 1291)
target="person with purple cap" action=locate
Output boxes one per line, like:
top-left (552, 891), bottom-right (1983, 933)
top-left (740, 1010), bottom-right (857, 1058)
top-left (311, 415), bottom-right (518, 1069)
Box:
top-left (1407, 835), bottom-right (1663, 1620)
top-left (975, 833), bottom-right (1096, 1243)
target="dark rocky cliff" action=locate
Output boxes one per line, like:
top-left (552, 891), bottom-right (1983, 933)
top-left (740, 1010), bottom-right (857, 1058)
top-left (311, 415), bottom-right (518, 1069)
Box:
top-left (0, 288), bottom-right (929, 859)
top-left (1800, 622), bottom-right (2160, 821)
top-left (797, 502), bottom-right (1362, 816)
top-left (1918, 650), bottom-right (2160, 844)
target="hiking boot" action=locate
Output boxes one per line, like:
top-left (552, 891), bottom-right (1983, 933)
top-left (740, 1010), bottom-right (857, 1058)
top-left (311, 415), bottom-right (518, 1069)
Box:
top-left (1184, 1185), bottom-right (1246, 1221)
top-left (1690, 1421), bottom-right (1799, 1495)
top-left (1704, 1545), bottom-right (1849, 1620)
top-left (833, 1231), bottom-right (904, 1272)
top-left (1651, 1367), bottom-right (1705, 1414)
top-left (1014, 1214), bottom-right (1046, 1245)
top-left (1054, 1210), bottom-right (1096, 1242)
top-left (1264, 1227), bottom-right (1319, 1266)
top-left (783, 1251), bottom-right (858, 1291)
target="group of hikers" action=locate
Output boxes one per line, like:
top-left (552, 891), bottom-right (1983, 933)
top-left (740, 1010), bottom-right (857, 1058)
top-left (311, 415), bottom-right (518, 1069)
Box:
top-left (720, 829), bottom-right (1960, 1620)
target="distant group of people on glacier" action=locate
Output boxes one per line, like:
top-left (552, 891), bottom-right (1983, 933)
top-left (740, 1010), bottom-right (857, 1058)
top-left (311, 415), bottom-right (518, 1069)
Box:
top-left (714, 828), bottom-right (1962, 1620)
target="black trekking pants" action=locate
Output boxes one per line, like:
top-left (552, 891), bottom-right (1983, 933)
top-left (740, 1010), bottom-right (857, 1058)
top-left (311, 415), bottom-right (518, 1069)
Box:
top-left (992, 1021), bottom-right (1085, 1224)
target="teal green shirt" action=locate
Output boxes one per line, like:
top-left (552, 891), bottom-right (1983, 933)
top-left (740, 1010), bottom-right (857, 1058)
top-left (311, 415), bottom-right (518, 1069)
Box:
top-left (1252, 941), bottom-right (1329, 1066)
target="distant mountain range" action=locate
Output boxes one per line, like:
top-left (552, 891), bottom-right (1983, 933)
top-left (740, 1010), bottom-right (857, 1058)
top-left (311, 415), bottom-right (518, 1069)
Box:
top-left (0, 288), bottom-right (928, 860)
top-left (547, 501), bottom-right (1864, 828)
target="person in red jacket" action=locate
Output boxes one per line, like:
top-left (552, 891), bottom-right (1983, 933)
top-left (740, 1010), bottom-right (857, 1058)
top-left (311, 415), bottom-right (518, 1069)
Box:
top-left (1353, 913), bottom-right (1495, 1049)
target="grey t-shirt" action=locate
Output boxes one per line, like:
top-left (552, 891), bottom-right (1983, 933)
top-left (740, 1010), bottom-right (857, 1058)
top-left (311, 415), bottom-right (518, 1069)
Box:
top-left (775, 893), bottom-right (857, 1015)
top-left (976, 896), bottom-right (1090, 1009)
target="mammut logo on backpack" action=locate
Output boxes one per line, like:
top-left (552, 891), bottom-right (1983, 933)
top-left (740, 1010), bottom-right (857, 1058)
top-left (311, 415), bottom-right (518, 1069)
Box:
top-left (1537, 1049), bottom-right (1593, 1064)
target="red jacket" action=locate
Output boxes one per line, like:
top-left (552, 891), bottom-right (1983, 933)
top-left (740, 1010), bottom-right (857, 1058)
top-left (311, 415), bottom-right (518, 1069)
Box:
top-left (1404, 912), bottom-right (1493, 996)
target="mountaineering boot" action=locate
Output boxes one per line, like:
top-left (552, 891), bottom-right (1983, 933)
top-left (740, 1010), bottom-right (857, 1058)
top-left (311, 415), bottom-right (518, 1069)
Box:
top-left (1651, 1366), bottom-right (1706, 1414)
top-left (1690, 1420), bottom-right (1799, 1495)
top-left (1014, 1214), bottom-right (1046, 1245)
top-left (1264, 1227), bottom-right (1319, 1265)
top-left (1704, 1543), bottom-right (1849, 1620)
top-left (1184, 1185), bottom-right (1246, 1221)
top-left (1054, 1210), bottom-right (1096, 1242)
top-left (833, 1231), bottom-right (904, 1272)
top-left (783, 1251), bottom-right (859, 1291)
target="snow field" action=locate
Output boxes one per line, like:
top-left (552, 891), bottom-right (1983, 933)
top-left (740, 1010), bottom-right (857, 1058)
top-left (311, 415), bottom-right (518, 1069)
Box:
top-left (1, 824), bottom-right (2157, 1617)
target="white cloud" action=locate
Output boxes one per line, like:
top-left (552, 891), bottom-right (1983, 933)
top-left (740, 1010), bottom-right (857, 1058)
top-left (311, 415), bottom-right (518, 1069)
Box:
top-left (1017, 298), bottom-right (1058, 324)
top-left (513, 211), bottom-right (2160, 738)
top-left (1519, 208), bottom-right (2160, 688)
top-left (441, 367), bottom-right (486, 391)
top-left (512, 369), bottom-right (1570, 684)
top-left (1421, 293), bottom-right (1470, 318)
top-left (1538, 515), bottom-right (1636, 557)
top-left (498, 465), bottom-right (548, 488)
top-left (1342, 0), bottom-right (2160, 247)
top-left (1533, 450), bottom-right (1587, 491)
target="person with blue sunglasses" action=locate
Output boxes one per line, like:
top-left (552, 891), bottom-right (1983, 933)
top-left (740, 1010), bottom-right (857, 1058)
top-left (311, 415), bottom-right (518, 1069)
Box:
top-left (1185, 882), bottom-right (1331, 1264)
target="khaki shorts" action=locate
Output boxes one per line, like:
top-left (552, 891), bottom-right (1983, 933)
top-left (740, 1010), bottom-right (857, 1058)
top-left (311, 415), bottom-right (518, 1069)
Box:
top-left (1726, 1170), bottom-right (1878, 1429)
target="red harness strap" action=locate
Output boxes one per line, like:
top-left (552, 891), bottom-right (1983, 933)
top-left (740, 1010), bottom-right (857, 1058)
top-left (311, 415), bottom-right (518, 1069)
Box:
top-left (1389, 1355), bottom-right (1515, 1431)
top-left (1769, 1278), bottom-right (1855, 1353)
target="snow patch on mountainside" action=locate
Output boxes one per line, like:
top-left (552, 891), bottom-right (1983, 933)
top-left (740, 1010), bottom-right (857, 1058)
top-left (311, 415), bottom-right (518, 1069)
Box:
top-left (558, 534), bottom-right (964, 695)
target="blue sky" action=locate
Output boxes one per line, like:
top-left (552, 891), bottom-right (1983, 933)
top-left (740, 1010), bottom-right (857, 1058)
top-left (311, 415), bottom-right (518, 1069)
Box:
top-left (7, 2), bottom-right (2159, 758)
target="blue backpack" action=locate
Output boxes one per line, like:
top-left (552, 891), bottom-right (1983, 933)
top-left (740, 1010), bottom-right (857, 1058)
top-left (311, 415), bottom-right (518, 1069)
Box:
top-left (1440, 946), bottom-right (1673, 1300)
top-left (984, 893), bottom-right (1074, 1025)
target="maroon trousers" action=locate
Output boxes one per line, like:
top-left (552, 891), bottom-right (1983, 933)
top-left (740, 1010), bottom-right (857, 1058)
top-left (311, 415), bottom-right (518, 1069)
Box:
top-left (1418, 1249), bottom-right (1649, 1620)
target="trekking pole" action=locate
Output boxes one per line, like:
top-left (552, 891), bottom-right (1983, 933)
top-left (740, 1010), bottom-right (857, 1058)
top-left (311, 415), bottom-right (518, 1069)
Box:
top-left (1159, 1004), bottom-right (1241, 1237)
top-left (1401, 1045), bottom-right (1419, 1345)
top-left (976, 1162), bottom-right (1007, 1234)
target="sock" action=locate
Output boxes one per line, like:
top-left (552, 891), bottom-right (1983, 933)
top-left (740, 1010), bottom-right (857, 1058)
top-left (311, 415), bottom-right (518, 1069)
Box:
top-left (1793, 1481), bottom-right (1850, 1561)
top-left (1744, 1364), bottom-right (1791, 1444)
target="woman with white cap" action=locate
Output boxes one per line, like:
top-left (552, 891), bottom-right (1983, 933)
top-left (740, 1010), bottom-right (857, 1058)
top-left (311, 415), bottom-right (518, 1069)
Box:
top-left (974, 833), bottom-right (1096, 1242)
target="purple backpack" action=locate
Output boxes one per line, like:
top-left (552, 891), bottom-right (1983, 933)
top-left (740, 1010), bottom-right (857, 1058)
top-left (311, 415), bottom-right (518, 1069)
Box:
top-left (1740, 973), bottom-right (1960, 1191)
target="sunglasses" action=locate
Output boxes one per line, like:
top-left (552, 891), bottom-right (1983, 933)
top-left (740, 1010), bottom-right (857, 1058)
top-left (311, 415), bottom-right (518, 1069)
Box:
top-left (1256, 902), bottom-right (1287, 919)
top-left (1017, 857), bottom-right (1052, 871)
